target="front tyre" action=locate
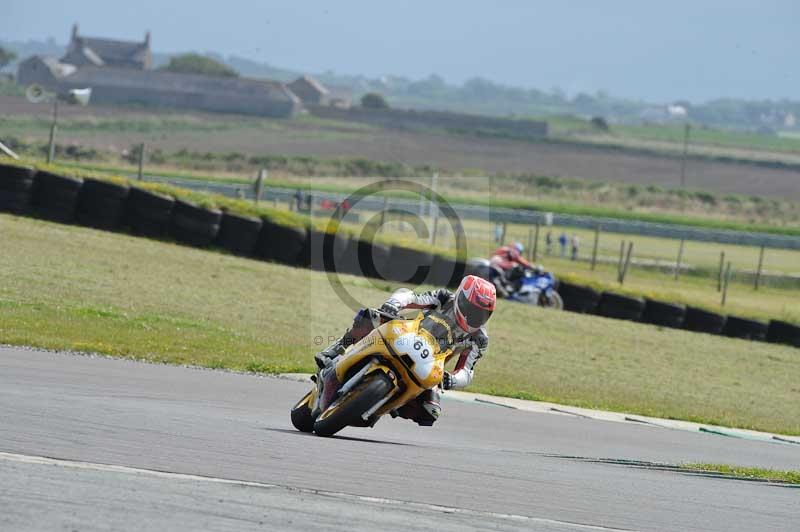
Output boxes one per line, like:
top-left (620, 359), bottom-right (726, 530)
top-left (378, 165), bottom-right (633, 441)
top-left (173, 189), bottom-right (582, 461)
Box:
top-left (290, 390), bottom-right (316, 432)
top-left (313, 373), bottom-right (393, 437)
top-left (547, 291), bottom-right (564, 310)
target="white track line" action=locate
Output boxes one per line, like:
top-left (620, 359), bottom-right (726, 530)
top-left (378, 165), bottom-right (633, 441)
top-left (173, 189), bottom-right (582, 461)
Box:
top-left (0, 450), bottom-right (636, 532)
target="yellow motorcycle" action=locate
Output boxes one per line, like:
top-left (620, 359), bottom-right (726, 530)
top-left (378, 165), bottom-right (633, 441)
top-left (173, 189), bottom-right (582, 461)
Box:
top-left (291, 311), bottom-right (453, 437)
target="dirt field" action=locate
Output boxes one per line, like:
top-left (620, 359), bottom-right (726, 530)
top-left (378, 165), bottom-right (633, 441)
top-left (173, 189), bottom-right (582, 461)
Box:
top-left (3, 95), bottom-right (800, 199)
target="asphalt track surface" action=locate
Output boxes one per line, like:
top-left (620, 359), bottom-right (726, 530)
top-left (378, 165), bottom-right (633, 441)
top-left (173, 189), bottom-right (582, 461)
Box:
top-left (1, 346), bottom-right (797, 531)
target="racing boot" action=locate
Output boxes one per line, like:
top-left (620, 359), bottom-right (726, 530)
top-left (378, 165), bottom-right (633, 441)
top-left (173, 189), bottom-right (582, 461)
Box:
top-left (394, 388), bottom-right (442, 426)
top-left (314, 338), bottom-right (345, 369)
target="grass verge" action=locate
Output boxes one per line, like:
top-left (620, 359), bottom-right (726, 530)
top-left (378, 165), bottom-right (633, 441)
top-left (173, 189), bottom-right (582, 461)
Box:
top-left (681, 463), bottom-right (800, 484)
top-left (0, 214), bottom-right (798, 435)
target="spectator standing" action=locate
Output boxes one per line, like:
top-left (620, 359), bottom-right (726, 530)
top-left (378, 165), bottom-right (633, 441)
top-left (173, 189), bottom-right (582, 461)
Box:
top-left (558, 232), bottom-right (568, 258)
top-left (545, 230), bottom-right (553, 255)
top-left (571, 234), bottom-right (580, 261)
top-left (294, 189), bottom-right (303, 212)
top-left (305, 193), bottom-right (313, 213)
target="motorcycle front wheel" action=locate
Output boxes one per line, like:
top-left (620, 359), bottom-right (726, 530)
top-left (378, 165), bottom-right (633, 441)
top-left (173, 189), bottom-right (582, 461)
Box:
top-left (313, 373), bottom-right (393, 437)
top-left (290, 390), bottom-right (316, 433)
top-left (544, 291), bottom-right (564, 310)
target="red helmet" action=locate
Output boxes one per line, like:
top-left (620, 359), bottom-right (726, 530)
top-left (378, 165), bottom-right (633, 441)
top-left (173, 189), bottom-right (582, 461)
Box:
top-left (454, 275), bottom-right (496, 333)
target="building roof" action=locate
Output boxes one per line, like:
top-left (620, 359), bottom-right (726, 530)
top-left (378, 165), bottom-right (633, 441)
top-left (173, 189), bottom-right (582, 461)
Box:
top-left (63, 25), bottom-right (150, 69)
top-left (289, 75), bottom-right (329, 96)
top-left (59, 66), bottom-right (301, 104)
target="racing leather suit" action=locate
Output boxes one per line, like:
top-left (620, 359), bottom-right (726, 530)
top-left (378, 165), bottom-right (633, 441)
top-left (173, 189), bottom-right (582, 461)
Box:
top-left (316, 288), bottom-right (489, 425)
top-left (489, 245), bottom-right (532, 272)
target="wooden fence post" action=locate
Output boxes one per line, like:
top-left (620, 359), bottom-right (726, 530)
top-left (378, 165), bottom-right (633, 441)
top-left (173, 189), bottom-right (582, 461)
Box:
top-left (253, 168), bottom-right (265, 205)
top-left (717, 251), bottom-right (726, 292)
top-left (620, 241), bottom-right (634, 285)
top-left (674, 238), bottom-right (685, 281)
top-left (590, 226), bottom-right (600, 271)
top-left (530, 224), bottom-right (539, 262)
top-left (500, 222), bottom-right (507, 245)
top-left (721, 261), bottom-right (732, 306)
top-left (754, 245), bottom-right (765, 291)
top-left (137, 142), bottom-right (146, 180)
top-left (617, 240), bottom-right (626, 283)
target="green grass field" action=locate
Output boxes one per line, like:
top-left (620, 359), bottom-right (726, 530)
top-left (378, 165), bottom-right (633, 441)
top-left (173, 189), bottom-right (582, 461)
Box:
top-left (1, 213), bottom-right (798, 435)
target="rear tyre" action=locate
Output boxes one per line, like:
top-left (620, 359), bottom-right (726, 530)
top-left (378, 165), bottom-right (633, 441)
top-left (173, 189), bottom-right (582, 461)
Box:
top-left (290, 390), bottom-right (316, 433)
top-left (313, 373), bottom-right (392, 437)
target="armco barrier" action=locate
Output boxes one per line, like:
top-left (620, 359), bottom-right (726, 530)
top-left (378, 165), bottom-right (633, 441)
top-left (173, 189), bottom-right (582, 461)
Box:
top-left (1, 164), bottom-right (797, 349)
top-left (0, 164), bottom-right (35, 213)
top-left (77, 178), bottom-right (129, 229)
top-left (217, 212), bottom-right (262, 256)
top-left (127, 187), bottom-right (174, 237)
top-left (169, 200), bottom-right (222, 247)
top-left (32, 171), bottom-right (82, 223)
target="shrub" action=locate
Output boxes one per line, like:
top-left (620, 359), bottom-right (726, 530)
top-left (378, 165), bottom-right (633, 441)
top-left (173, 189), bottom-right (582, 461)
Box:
top-left (159, 54), bottom-right (238, 78)
top-left (361, 92), bottom-right (389, 109)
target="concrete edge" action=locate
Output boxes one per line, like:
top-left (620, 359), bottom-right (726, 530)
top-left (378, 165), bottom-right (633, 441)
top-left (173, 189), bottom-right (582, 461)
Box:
top-left (276, 373), bottom-right (800, 446)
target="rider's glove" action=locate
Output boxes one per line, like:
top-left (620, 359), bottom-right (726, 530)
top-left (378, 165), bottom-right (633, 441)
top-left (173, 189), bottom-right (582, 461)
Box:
top-left (379, 300), bottom-right (401, 318)
top-left (441, 371), bottom-right (455, 390)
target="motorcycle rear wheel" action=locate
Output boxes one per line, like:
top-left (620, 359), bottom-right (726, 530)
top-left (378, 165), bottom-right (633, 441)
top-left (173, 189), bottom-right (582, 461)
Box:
top-left (290, 390), bottom-right (315, 433)
top-left (313, 373), bottom-right (392, 437)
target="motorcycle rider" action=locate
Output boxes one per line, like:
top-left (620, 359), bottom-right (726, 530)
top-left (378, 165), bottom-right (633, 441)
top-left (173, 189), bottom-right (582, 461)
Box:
top-left (314, 275), bottom-right (496, 426)
top-left (489, 242), bottom-right (538, 296)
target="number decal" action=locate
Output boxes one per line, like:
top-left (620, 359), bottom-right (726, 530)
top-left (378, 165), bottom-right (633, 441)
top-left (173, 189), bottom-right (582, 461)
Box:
top-left (394, 333), bottom-right (436, 380)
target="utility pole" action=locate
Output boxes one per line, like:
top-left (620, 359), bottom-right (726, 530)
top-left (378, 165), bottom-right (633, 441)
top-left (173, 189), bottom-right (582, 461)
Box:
top-left (679, 122), bottom-right (691, 189)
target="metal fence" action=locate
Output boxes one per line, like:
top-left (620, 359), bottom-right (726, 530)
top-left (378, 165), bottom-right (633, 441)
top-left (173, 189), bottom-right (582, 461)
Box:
top-left (140, 174), bottom-right (800, 252)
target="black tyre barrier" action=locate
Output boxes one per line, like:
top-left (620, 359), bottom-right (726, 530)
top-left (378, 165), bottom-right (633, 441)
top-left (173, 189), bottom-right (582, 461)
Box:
top-left (683, 306), bottom-right (727, 335)
top-left (642, 299), bottom-right (686, 329)
top-left (766, 320), bottom-right (800, 347)
top-left (169, 199), bottom-right (222, 248)
top-left (558, 281), bottom-right (600, 314)
top-left (358, 240), bottom-right (390, 280)
top-left (0, 164), bottom-right (35, 213)
top-left (597, 292), bottom-right (645, 321)
top-left (217, 211), bottom-right (263, 256)
top-left (723, 315), bottom-right (768, 341)
top-left (76, 178), bottom-right (129, 229)
top-left (32, 171), bottom-right (83, 222)
top-left (387, 246), bottom-right (433, 285)
top-left (255, 219), bottom-right (307, 265)
top-left (127, 187), bottom-right (174, 237)
top-left (429, 255), bottom-right (467, 288)
top-left (334, 238), bottom-right (365, 276)
top-left (303, 229), bottom-right (348, 271)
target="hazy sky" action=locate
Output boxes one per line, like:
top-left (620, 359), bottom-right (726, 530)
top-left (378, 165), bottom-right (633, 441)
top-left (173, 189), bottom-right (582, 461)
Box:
top-left (3, 1), bottom-right (797, 102)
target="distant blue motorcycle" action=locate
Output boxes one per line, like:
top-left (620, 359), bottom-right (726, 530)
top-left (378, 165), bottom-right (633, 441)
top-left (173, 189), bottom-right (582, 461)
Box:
top-left (507, 270), bottom-right (563, 309)
top-left (467, 259), bottom-right (563, 309)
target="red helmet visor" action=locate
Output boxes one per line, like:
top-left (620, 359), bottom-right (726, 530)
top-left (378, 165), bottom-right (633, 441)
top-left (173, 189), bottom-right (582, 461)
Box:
top-left (456, 290), bottom-right (493, 329)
